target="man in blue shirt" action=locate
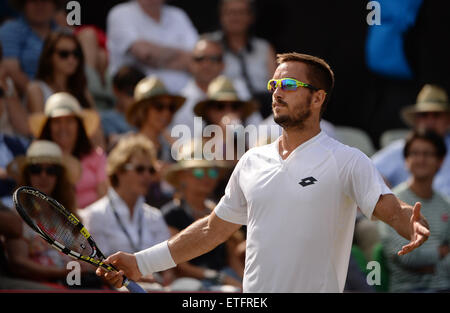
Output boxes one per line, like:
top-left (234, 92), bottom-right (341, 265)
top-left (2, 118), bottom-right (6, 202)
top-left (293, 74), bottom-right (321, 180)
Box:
top-left (0, 0), bottom-right (60, 95)
top-left (372, 84), bottom-right (450, 197)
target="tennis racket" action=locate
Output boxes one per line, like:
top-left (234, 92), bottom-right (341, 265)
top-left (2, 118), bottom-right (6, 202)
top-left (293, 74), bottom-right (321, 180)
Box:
top-left (13, 186), bottom-right (146, 293)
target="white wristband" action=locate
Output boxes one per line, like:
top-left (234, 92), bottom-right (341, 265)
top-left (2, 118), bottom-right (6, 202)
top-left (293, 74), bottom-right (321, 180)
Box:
top-left (134, 240), bottom-right (176, 276)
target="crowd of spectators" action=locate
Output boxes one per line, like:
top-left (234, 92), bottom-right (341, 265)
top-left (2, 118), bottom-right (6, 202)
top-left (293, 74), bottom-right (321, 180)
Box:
top-left (0, 0), bottom-right (449, 292)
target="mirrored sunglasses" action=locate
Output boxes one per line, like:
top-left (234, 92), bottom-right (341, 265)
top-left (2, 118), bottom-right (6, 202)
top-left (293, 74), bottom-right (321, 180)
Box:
top-left (267, 78), bottom-right (321, 93)
top-left (192, 168), bottom-right (219, 179)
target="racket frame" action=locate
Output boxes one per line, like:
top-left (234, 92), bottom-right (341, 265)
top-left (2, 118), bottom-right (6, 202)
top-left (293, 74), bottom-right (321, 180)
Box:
top-left (12, 186), bottom-right (138, 289)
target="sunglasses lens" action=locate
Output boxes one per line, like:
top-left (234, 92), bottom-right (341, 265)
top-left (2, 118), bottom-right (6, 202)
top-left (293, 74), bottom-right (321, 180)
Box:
top-left (58, 51), bottom-right (70, 59)
top-left (169, 104), bottom-right (177, 113)
top-left (45, 165), bottom-right (60, 176)
top-left (192, 168), bottom-right (205, 179)
top-left (29, 164), bottom-right (42, 175)
top-left (207, 168), bottom-right (219, 179)
top-left (231, 103), bottom-right (241, 111)
top-left (282, 79), bottom-right (298, 90)
top-left (135, 166), bottom-right (146, 174)
top-left (153, 102), bottom-right (177, 113)
top-left (29, 164), bottom-right (59, 176)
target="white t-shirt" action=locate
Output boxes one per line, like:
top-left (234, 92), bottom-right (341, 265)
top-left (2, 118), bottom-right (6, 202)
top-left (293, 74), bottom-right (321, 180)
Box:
top-left (80, 188), bottom-right (170, 257)
top-left (106, 2), bottom-right (198, 92)
top-left (214, 131), bottom-right (392, 292)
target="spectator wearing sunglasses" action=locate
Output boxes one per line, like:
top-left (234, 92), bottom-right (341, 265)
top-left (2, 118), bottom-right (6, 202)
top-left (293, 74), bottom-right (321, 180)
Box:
top-left (106, 0), bottom-right (198, 93)
top-left (25, 31), bottom-right (96, 114)
top-left (193, 75), bottom-right (257, 165)
top-left (207, 0), bottom-right (277, 119)
top-left (81, 134), bottom-right (175, 289)
top-left (0, 0), bottom-right (63, 96)
top-left (126, 76), bottom-right (185, 208)
top-left (161, 140), bottom-right (243, 291)
top-left (3, 140), bottom-right (92, 288)
top-left (126, 76), bottom-right (185, 163)
top-left (169, 36), bottom-right (254, 137)
top-left (29, 92), bottom-right (107, 209)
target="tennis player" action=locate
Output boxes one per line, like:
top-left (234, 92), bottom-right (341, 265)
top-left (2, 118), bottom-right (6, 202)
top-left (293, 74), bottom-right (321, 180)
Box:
top-left (97, 53), bottom-right (430, 292)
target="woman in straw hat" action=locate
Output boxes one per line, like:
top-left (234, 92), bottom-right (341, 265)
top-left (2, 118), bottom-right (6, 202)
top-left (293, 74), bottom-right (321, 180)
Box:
top-left (126, 76), bottom-right (185, 162)
top-left (126, 76), bottom-right (185, 208)
top-left (4, 140), bottom-right (102, 288)
top-left (193, 75), bottom-right (257, 163)
top-left (161, 140), bottom-right (243, 290)
top-left (29, 92), bottom-right (107, 208)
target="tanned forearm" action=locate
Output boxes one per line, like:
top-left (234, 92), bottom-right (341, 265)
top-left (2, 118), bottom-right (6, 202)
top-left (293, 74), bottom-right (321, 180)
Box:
top-left (373, 194), bottom-right (415, 241)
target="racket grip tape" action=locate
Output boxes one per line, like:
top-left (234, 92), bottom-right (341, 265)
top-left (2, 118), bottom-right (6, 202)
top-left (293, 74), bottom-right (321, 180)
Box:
top-left (123, 278), bottom-right (146, 293)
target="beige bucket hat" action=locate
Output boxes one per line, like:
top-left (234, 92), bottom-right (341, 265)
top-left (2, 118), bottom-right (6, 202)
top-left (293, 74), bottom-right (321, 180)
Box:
top-left (126, 76), bottom-right (186, 128)
top-left (401, 84), bottom-right (450, 127)
top-left (163, 139), bottom-right (233, 188)
top-left (193, 75), bottom-right (257, 120)
top-left (7, 140), bottom-right (82, 185)
top-left (28, 92), bottom-right (100, 138)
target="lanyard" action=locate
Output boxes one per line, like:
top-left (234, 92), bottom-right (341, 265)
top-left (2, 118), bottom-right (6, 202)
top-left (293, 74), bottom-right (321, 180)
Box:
top-left (108, 195), bottom-right (143, 253)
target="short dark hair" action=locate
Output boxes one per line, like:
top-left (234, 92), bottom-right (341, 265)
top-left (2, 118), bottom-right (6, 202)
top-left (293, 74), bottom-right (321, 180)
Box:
top-left (112, 65), bottom-right (146, 96)
top-left (403, 129), bottom-right (447, 159)
top-left (276, 52), bottom-right (335, 117)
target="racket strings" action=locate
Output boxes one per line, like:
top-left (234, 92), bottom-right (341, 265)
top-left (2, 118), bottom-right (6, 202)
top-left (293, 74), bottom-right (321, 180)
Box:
top-left (19, 192), bottom-right (93, 255)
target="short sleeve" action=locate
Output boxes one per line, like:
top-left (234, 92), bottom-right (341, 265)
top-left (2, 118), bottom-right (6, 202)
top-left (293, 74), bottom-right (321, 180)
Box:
top-left (214, 155), bottom-right (248, 225)
top-left (339, 148), bottom-right (392, 220)
top-left (0, 21), bottom-right (22, 58)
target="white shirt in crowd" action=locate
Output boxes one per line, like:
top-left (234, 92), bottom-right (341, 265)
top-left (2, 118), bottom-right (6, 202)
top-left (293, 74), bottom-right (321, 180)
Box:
top-left (214, 131), bottom-right (392, 292)
top-left (106, 1), bottom-right (199, 92)
top-left (80, 188), bottom-right (171, 257)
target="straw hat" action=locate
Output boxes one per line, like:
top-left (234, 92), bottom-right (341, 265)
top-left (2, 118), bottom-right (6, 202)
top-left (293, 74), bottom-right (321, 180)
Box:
top-left (126, 76), bottom-right (186, 128)
top-left (194, 76), bottom-right (257, 120)
top-left (28, 92), bottom-right (100, 138)
top-left (7, 140), bottom-right (82, 185)
top-left (401, 84), bottom-right (450, 127)
top-left (164, 139), bottom-right (233, 187)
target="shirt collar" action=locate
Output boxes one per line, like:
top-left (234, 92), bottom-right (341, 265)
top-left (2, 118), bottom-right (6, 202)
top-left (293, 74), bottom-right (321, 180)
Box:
top-left (274, 130), bottom-right (325, 161)
top-left (108, 187), bottom-right (144, 218)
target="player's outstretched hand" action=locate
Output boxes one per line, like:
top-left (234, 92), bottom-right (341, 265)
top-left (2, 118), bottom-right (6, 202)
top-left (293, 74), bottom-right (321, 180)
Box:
top-left (96, 251), bottom-right (143, 288)
top-left (398, 202), bottom-right (430, 256)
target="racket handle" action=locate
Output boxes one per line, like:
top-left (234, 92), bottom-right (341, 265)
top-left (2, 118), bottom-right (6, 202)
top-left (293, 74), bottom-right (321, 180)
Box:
top-left (123, 277), bottom-right (146, 293)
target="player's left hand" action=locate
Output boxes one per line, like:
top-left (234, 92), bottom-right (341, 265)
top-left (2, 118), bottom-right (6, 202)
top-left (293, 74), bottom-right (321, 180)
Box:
top-left (398, 202), bottom-right (430, 256)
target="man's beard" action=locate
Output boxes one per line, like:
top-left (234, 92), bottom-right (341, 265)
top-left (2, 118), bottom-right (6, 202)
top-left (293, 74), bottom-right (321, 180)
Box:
top-left (273, 96), bottom-right (312, 130)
